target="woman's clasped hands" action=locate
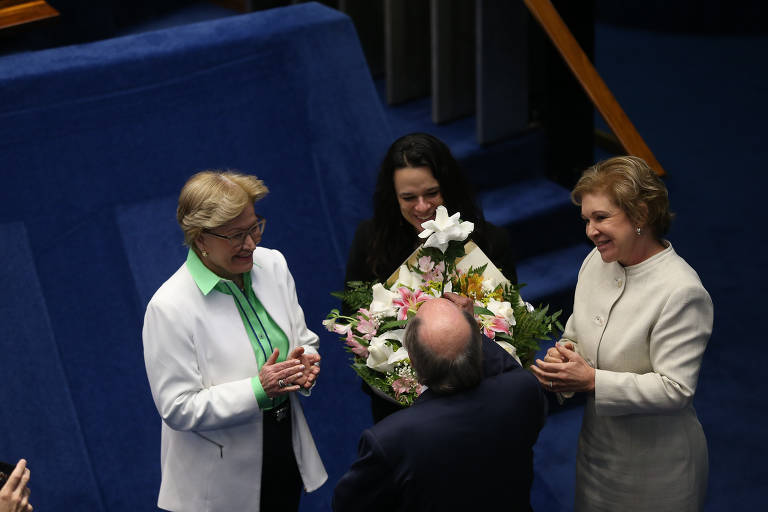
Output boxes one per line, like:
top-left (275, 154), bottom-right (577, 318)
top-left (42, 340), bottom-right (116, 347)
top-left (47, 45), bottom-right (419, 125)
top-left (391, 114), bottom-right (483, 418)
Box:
top-left (259, 347), bottom-right (322, 398)
top-left (530, 342), bottom-right (596, 393)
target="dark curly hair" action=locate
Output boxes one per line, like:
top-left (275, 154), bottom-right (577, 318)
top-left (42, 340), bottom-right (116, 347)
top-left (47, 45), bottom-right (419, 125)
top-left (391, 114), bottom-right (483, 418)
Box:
top-left (368, 133), bottom-right (488, 277)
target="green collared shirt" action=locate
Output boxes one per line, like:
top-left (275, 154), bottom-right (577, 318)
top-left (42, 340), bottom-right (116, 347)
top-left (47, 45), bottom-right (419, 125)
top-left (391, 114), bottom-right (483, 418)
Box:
top-left (186, 249), bottom-right (289, 410)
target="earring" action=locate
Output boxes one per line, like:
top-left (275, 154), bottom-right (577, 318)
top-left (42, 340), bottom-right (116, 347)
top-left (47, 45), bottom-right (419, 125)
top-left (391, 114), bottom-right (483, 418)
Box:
top-left (201, 249), bottom-right (208, 257)
top-left (636, 227), bottom-right (642, 236)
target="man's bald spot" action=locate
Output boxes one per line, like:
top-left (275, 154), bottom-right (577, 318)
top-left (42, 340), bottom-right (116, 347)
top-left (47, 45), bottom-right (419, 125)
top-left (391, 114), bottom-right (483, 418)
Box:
top-left (415, 298), bottom-right (473, 359)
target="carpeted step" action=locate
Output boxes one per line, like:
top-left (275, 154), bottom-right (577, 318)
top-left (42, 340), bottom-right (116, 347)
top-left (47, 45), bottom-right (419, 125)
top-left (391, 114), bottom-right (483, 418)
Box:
top-left (479, 178), bottom-right (586, 262)
top-left (516, 242), bottom-right (592, 315)
top-left (375, 80), bottom-right (547, 185)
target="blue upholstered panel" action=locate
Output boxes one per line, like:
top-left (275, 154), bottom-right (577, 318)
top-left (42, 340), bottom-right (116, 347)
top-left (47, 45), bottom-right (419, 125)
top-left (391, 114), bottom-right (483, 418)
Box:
top-left (0, 222), bottom-right (104, 510)
top-left (23, 209), bottom-right (162, 510)
top-left (0, 2), bottom-right (389, 255)
top-left (0, 3), bottom-right (390, 509)
top-left (116, 195), bottom-right (184, 309)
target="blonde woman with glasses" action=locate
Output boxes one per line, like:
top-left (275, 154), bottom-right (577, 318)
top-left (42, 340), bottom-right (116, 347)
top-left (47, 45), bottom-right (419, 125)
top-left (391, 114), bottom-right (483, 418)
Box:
top-left (143, 170), bottom-right (326, 512)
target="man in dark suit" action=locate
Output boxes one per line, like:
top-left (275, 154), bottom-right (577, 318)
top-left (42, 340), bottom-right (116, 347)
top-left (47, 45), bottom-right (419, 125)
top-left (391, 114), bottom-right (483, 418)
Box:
top-left (333, 297), bottom-right (547, 512)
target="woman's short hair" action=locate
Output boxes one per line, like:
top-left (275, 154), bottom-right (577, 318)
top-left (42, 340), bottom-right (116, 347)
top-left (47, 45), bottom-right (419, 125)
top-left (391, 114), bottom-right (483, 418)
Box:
top-left (571, 156), bottom-right (673, 237)
top-left (177, 170), bottom-right (268, 247)
top-left (404, 311), bottom-right (483, 394)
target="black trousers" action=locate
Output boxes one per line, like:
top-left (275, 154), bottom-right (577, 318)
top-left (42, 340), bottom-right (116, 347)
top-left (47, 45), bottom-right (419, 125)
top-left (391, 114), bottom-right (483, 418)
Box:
top-left (260, 401), bottom-right (302, 512)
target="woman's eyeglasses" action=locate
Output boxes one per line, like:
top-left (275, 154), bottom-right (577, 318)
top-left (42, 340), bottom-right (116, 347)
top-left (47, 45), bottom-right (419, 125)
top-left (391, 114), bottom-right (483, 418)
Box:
top-left (205, 216), bottom-right (267, 247)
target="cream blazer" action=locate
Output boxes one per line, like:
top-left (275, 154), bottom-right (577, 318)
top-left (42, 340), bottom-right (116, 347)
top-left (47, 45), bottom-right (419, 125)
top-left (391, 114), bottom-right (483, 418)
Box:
top-left (563, 244), bottom-right (713, 511)
top-left (143, 247), bottom-right (327, 512)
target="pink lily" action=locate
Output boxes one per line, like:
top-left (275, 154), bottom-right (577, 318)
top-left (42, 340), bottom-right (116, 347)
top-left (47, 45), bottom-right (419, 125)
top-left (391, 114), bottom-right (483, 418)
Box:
top-left (392, 287), bottom-right (431, 321)
top-left (333, 323), bottom-right (351, 335)
top-left (345, 329), bottom-right (369, 359)
top-left (423, 261), bottom-right (445, 282)
top-left (417, 256), bottom-right (434, 273)
top-left (355, 309), bottom-right (379, 340)
top-left (478, 314), bottom-right (510, 339)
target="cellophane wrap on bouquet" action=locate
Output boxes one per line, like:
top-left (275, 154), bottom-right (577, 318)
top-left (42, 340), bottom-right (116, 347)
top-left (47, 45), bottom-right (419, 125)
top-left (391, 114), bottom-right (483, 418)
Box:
top-left (325, 206), bottom-right (562, 406)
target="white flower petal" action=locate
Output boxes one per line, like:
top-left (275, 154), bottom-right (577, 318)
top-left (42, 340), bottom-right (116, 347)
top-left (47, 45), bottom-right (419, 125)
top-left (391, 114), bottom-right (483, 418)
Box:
top-left (369, 283), bottom-right (398, 317)
top-left (366, 336), bottom-right (394, 372)
top-left (392, 265), bottom-right (422, 290)
top-left (415, 206), bottom-right (474, 253)
top-left (381, 328), bottom-right (406, 343)
top-left (487, 299), bottom-right (516, 325)
top-left (387, 346), bottom-right (410, 365)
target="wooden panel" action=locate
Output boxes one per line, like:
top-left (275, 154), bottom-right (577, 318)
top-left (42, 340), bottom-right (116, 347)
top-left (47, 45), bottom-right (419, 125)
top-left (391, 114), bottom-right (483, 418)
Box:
top-left (210, 0), bottom-right (254, 13)
top-left (385, 0), bottom-right (430, 105)
top-left (250, 0), bottom-right (290, 10)
top-left (0, 0), bottom-right (58, 31)
top-left (475, 0), bottom-right (528, 144)
top-left (523, 0), bottom-right (665, 175)
top-left (431, 0), bottom-right (475, 124)
top-left (340, 0), bottom-right (385, 76)
top-left (290, 0), bottom-right (338, 7)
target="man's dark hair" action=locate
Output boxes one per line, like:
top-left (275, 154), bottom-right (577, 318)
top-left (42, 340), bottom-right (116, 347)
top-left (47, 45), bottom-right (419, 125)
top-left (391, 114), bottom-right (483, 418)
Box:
top-left (404, 311), bottom-right (482, 394)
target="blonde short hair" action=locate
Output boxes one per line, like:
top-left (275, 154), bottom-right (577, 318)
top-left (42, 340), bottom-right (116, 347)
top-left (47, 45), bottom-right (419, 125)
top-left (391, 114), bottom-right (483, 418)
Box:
top-left (177, 170), bottom-right (268, 246)
top-left (571, 156), bottom-right (673, 238)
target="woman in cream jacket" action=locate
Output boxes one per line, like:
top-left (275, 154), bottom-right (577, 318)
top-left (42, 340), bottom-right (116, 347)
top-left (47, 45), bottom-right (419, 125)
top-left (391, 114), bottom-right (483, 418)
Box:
top-left (531, 157), bottom-right (712, 512)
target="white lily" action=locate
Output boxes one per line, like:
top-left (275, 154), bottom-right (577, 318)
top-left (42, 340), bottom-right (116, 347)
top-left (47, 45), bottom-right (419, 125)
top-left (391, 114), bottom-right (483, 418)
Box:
top-left (418, 206), bottom-right (474, 253)
top-left (369, 283), bottom-right (399, 317)
top-left (390, 265), bottom-right (423, 291)
top-left (486, 298), bottom-right (517, 327)
top-left (366, 329), bottom-right (408, 373)
top-left (482, 278), bottom-right (499, 294)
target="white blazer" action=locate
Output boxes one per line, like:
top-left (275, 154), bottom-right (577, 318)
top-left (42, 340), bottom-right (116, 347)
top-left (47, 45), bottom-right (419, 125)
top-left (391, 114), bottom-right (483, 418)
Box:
top-left (143, 247), bottom-right (327, 512)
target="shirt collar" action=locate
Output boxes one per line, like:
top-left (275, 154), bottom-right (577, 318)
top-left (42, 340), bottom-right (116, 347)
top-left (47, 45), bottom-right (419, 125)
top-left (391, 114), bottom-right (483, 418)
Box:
top-left (186, 248), bottom-right (246, 296)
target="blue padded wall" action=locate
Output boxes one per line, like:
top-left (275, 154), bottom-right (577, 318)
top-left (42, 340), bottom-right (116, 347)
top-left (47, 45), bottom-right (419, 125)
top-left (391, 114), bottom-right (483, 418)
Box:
top-left (0, 222), bottom-right (104, 510)
top-left (0, 3), bottom-right (391, 510)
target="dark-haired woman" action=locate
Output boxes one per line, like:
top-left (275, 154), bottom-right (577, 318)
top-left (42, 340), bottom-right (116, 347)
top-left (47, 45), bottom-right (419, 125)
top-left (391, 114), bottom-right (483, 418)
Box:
top-left (345, 133), bottom-right (517, 422)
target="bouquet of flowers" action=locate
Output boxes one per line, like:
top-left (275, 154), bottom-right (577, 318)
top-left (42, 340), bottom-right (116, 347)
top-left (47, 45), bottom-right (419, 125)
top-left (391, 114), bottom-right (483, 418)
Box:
top-left (325, 206), bottom-right (561, 406)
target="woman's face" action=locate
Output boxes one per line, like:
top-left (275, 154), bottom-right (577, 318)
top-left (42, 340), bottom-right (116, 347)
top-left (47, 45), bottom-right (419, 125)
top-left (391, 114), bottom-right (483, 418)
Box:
top-left (195, 203), bottom-right (261, 281)
top-left (581, 192), bottom-right (644, 266)
top-left (393, 166), bottom-right (444, 233)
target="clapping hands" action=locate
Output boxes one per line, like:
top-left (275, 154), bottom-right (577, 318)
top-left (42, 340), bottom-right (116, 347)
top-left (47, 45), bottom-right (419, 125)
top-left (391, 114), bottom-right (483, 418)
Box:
top-left (287, 346), bottom-right (321, 390)
top-left (259, 347), bottom-right (321, 398)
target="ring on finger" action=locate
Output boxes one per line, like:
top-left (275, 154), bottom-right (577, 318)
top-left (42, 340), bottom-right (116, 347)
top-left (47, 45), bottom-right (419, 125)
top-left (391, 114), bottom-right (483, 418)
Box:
top-left (278, 378), bottom-right (287, 388)
top-left (549, 381), bottom-right (553, 389)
